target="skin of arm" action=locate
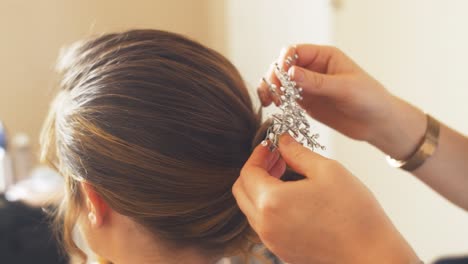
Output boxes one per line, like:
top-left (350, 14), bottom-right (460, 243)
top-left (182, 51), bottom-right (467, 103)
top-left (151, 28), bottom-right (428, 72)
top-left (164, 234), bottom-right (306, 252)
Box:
top-left (374, 95), bottom-right (468, 210)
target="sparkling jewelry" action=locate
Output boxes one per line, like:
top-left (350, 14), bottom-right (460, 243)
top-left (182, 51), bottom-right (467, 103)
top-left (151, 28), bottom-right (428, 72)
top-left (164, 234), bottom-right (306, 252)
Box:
top-left (88, 212), bottom-right (96, 224)
top-left (262, 55), bottom-right (324, 152)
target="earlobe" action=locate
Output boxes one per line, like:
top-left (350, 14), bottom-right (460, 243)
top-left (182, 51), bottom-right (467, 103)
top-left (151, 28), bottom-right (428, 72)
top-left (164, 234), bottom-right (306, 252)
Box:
top-left (88, 211), bottom-right (97, 225)
top-left (81, 182), bottom-right (108, 228)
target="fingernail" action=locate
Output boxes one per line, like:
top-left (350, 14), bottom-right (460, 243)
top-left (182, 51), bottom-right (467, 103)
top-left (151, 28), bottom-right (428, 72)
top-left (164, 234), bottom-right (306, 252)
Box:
top-left (279, 133), bottom-right (296, 146)
top-left (289, 67), bottom-right (304, 83)
top-left (257, 89), bottom-right (267, 105)
top-left (260, 140), bottom-right (268, 147)
top-left (267, 150), bottom-right (280, 168)
top-left (258, 77), bottom-right (266, 88)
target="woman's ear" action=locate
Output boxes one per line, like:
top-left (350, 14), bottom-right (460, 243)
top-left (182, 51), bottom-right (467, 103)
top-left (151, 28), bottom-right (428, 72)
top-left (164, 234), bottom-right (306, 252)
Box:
top-left (81, 182), bottom-right (109, 228)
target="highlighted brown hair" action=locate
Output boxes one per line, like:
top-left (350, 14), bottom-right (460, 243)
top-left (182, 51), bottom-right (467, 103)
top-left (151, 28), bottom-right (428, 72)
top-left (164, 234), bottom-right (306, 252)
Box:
top-left (40, 29), bottom-right (269, 262)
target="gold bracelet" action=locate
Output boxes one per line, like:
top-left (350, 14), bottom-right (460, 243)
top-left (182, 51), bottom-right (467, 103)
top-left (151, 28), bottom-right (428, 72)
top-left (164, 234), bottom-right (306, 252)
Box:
top-left (386, 114), bottom-right (440, 172)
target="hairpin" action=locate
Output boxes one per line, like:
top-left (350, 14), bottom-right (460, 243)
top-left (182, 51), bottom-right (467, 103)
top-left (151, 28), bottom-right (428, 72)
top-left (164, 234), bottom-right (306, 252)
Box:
top-left (262, 54), bottom-right (325, 152)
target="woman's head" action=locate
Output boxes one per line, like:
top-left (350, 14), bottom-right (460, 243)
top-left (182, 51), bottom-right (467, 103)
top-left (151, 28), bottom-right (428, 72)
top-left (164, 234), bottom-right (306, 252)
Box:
top-left (41, 29), bottom-right (269, 262)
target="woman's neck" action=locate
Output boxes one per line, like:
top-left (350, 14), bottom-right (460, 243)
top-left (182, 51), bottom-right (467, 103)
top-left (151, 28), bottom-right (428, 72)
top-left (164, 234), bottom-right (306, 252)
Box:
top-left (99, 216), bottom-right (219, 264)
top-left (109, 247), bottom-right (218, 264)
top-left (103, 233), bottom-right (219, 264)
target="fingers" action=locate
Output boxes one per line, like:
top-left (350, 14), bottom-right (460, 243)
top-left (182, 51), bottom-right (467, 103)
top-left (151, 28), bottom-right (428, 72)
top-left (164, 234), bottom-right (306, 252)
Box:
top-left (258, 46), bottom-right (299, 107)
top-left (267, 149), bottom-right (281, 171)
top-left (239, 143), bottom-right (282, 191)
top-left (257, 44), bottom-right (340, 106)
top-left (258, 75), bottom-right (280, 107)
top-left (233, 136), bottom-right (330, 235)
top-left (278, 134), bottom-right (329, 178)
top-left (233, 142), bottom-right (282, 222)
top-left (278, 45), bottom-right (299, 71)
top-left (231, 181), bottom-right (259, 229)
top-left (288, 65), bottom-right (340, 97)
top-left (268, 157), bottom-right (286, 179)
top-left (258, 63), bottom-right (284, 106)
top-left (293, 44), bottom-right (340, 73)
top-left (246, 141), bottom-right (280, 170)
top-left (257, 78), bottom-right (275, 107)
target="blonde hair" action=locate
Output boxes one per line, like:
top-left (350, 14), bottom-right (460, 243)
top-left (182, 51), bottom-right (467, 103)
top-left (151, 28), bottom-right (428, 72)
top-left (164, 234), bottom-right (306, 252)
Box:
top-left (40, 29), bottom-right (274, 263)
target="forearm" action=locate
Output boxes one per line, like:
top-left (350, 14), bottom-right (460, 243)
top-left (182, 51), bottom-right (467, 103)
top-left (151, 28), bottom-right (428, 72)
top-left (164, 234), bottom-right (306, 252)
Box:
top-left (371, 96), bottom-right (468, 210)
top-left (413, 122), bottom-right (468, 210)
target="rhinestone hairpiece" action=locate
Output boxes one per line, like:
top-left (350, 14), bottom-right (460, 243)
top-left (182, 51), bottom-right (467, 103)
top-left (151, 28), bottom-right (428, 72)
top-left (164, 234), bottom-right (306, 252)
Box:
top-left (262, 54), bottom-right (325, 152)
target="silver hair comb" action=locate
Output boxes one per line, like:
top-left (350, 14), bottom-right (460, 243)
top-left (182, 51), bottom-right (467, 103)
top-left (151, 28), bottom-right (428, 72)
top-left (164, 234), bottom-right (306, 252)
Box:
top-left (262, 54), bottom-right (325, 152)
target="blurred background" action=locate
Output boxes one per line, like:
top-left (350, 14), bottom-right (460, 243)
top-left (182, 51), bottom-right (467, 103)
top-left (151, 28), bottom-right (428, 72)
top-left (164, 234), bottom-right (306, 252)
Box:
top-left (0, 0), bottom-right (467, 263)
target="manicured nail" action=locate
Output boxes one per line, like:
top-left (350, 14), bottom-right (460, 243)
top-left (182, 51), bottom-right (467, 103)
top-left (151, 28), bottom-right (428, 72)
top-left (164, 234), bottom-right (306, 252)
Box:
top-left (257, 89), bottom-right (267, 105)
top-left (289, 67), bottom-right (304, 83)
top-left (260, 140), bottom-right (268, 147)
top-left (267, 150), bottom-right (280, 169)
top-left (259, 77), bottom-right (267, 89)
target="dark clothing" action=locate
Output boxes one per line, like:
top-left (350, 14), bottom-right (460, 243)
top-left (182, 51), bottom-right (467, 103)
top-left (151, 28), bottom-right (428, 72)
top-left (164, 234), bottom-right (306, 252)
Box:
top-left (0, 195), bottom-right (67, 264)
top-left (435, 257), bottom-right (468, 264)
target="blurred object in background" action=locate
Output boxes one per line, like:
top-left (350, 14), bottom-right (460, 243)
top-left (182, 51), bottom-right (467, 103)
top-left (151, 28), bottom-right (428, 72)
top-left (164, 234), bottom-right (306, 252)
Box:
top-left (5, 166), bottom-right (64, 207)
top-left (0, 122), bottom-right (37, 193)
top-left (11, 133), bottom-right (35, 183)
top-left (0, 122), bottom-right (5, 153)
top-left (0, 121), bottom-right (14, 193)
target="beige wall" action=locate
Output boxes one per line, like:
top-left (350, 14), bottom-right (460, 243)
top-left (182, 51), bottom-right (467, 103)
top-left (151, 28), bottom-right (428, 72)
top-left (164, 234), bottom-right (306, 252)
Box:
top-left (333, 0), bottom-right (468, 261)
top-left (0, 0), bottom-right (222, 151)
top-left (223, 0), bottom-right (333, 156)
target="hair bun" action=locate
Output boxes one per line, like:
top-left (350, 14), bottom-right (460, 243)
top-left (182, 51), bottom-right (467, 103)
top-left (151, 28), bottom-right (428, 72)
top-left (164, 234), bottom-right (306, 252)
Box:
top-left (250, 105), bottom-right (272, 150)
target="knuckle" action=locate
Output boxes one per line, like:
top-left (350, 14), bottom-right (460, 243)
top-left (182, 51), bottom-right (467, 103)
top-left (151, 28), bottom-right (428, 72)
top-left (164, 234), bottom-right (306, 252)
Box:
top-left (231, 181), bottom-right (239, 197)
top-left (237, 166), bottom-right (249, 181)
top-left (320, 159), bottom-right (341, 171)
top-left (239, 166), bottom-right (249, 179)
top-left (318, 159), bottom-right (346, 180)
top-left (257, 189), bottom-right (281, 216)
top-left (310, 71), bottom-right (324, 89)
top-left (251, 189), bottom-right (283, 242)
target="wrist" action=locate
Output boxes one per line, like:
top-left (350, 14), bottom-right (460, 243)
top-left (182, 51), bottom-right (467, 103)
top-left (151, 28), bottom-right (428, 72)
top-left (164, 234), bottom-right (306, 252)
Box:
top-left (351, 216), bottom-right (421, 264)
top-left (360, 233), bottom-right (421, 264)
top-left (369, 95), bottom-right (426, 160)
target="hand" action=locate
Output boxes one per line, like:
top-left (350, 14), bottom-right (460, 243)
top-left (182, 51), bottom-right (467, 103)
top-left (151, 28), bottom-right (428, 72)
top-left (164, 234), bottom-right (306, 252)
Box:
top-left (258, 44), bottom-right (426, 159)
top-left (233, 134), bottom-right (420, 264)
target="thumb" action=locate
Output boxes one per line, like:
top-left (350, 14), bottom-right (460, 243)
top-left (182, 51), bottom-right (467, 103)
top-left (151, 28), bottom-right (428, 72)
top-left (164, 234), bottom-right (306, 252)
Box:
top-left (278, 134), bottom-right (330, 178)
top-left (288, 66), bottom-right (340, 97)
